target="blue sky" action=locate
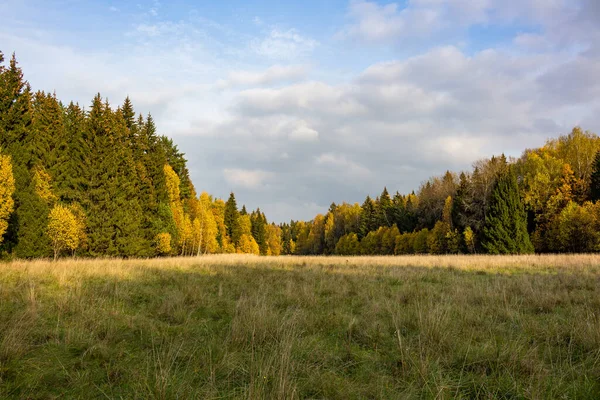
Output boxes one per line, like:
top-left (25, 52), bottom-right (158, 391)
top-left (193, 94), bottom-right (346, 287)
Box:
top-left (2, 0), bottom-right (600, 222)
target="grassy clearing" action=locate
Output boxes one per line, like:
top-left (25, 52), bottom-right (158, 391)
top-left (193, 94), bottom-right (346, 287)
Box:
top-left (1, 255), bottom-right (600, 399)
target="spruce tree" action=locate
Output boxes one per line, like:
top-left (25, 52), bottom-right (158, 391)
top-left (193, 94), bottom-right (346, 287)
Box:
top-left (390, 192), bottom-right (405, 231)
top-left (250, 209), bottom-right (267, 255)
top-left (451, 172), bottom-right (470, 232)
top-left (224, 192), bottom-right (241, 246)
top-left (121, 96), bottom-right (136, 131)
top-left (481, 167), bottom-right (534, 254)
top-left (0, 55), bottom-right (52, 257)
top-left (590, 150), bottom-right (600, 202)
top-left (377, 187), bottom-right (392, 227)
top-left (358, 195), bottom-right (377, 239)
top-left (54, 102), bottom-right (88, 204)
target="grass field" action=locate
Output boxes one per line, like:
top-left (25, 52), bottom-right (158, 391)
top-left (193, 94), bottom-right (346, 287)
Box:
top-left (1, 255), bottom-right (600, 399)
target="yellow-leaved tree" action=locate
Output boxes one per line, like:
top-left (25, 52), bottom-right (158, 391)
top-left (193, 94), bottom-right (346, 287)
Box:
top-left (237, 234), bottom-right (260, 255)
top-left (0, 152), bottom-right (15, 244)
top-left (180, 214), bottom-right (193, 255)
top-left (47, 204), bottom-right (80, 260)
top-left (155, 232), bottom-right (172, 256)
top-left (236, 214), bottom-right (259, 254)
top-left (193, 192), bottom-right (218, 255)
top-left (33, 166), bottom-right (57, 204)
top-left (68, 203), bottom-right (88, 253)
top-left (266, 224), bottom-right (282, 256)
top-left (164, 164), bottom-right (188, 254)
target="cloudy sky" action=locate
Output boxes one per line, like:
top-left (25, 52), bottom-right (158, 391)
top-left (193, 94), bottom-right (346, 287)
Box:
top-left (1, 0), bottom-right (599, 222)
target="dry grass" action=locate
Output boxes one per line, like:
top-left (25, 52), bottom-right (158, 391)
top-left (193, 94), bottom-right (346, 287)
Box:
top-left (1, 254), bottom-right (600, 399)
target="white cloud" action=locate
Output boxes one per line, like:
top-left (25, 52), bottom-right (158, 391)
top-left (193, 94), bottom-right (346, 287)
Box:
top-left (2, 0), bottom-right (600, 223)
top-left (315, 153), bottom-right (371, 179)
top-left (223, 168), bottom-right (274, 189)
top-left (337, 0), bottom-right (585, 44)
top-left (216, 64), bottom-right (308, 89)
top-left (337, 0), bottom-right (444, 42)
top-left (289, 121), bottom-right (319, 142)
top-left (250, 29), bottom-right (318, 60)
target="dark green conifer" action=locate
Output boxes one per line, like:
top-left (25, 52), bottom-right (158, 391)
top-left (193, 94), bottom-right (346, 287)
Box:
top-left (251, 209), bottom-right (268, 255)
top-left (590, 151), bottom-right (600, 202)
top-left (224, 192), bottom-right (241, 246)
top-left (359, 195), bottom-right (377, 239)
top-left (481, 167), bottom-right (534, 254)
top-left (377, 187), bottom-right (393, 227)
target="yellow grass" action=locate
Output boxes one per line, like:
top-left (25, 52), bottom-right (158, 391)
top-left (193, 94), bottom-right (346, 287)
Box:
top-left (1, 254), bottom-right (600, 398)
top-left (4, 253), bottom-right (599, 279)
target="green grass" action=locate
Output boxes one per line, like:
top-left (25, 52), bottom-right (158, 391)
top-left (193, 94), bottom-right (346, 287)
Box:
top-left (1, 255), bottom-right (600, 399)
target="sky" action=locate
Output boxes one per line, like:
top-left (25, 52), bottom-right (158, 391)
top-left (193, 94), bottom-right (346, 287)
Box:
top-left (1, 0), bottom-right (600, 222)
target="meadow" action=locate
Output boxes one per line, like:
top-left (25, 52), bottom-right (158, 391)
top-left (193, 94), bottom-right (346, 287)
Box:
top-left (1, 255), bottom-right (600, 399)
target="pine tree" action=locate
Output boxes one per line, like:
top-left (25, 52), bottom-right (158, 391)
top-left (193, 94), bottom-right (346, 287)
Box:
top-left (224, 192), bottom-right (241, 246)
top-left (377, 187), bottom-right (392, 227)
top-left (0, 55), bottom-right (52, 257)
top-left (359, 195), bottom-right (377, 239)
top-left (82, 95), bottom-right (148, 257)
top-left (121, 96), bottom-right (136, 131)
top-left (250, 209), bottom-right (267, 255)
top-left (591, 150), bottom-right (600, 202)
top-left (481, 167), bottom-right (534, 254)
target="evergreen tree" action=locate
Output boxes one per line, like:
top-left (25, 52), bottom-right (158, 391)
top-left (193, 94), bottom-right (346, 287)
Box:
top-left (591, 150), bottom-right (600, 202)
top-left (0, 54), bottom-right (51, 257)
top-left (358, 195), bottom-right (377, 239)
top-left (121, 96), bottom-right (136, 131)
top-left (224, 192), bottom-right (241, 246)
top-left (481, 167), bottom-right (534, 254)
top-left (377, 187), bottom-right (393, 227)
top-left (250, 209), bottom-right (268, 255)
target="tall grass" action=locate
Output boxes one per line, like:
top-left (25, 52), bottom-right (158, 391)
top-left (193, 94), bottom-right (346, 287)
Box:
top-left (1, 255), bottom-right (599, 398)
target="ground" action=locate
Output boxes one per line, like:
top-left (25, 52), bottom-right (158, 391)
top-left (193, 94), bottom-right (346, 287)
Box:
top-left (1, 255), bottom-right (599, 399)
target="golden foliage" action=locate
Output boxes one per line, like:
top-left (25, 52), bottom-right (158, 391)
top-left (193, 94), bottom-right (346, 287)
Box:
top-left (47, 204), bottom-right (80, 260)
top-left (155, 232), bottom-right (172, 255)
top-left (193, 192), bottom-right (219, 255)
top-left (33, 166), bottom-right (57, 203)
top-left (0, 153), bottom-right (15, 244)
top-left (266, 224), bottom-right (282, 256)
top-left (68, 203), bottom-right (88, 251)
top-left (463, 227), bottom-right (475, 254)
top-left (237, 234), bottom-right (260, 255)
top-left (163, 164), bottom-right (181, 203)
top-left (164, 164), bottom-right (187, 252)
top-left (239, 214), bottom-right (252, 237)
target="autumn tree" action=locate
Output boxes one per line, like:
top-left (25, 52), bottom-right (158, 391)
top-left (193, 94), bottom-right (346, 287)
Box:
top-left (0, 152), bottom-right (15, 244)
top-left (266, 224), bottom-right (282, 256)
top-left (463, 227), bottom-right (476, 254)
top-left (155, 233), bottom-right (172, 255)
top-left (238, 234), bottom-right (260, 255)
top-left (193, 192), bottom-right (218, 255)
top-left (335, 233), bottom-right (360, 255)
top-left (47, 204), bottom-right (80, 260)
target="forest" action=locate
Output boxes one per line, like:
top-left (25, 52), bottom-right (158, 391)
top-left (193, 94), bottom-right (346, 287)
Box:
top-left (2, 51), bottom-right (600, 259)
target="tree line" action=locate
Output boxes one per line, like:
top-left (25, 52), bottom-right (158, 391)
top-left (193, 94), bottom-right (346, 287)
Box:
top-left (1, 51), bottom-right (600, 259)
top-left (0, 52), bottom-right (281, 259)
top-left (283, 130), bottom-right (600, 255)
